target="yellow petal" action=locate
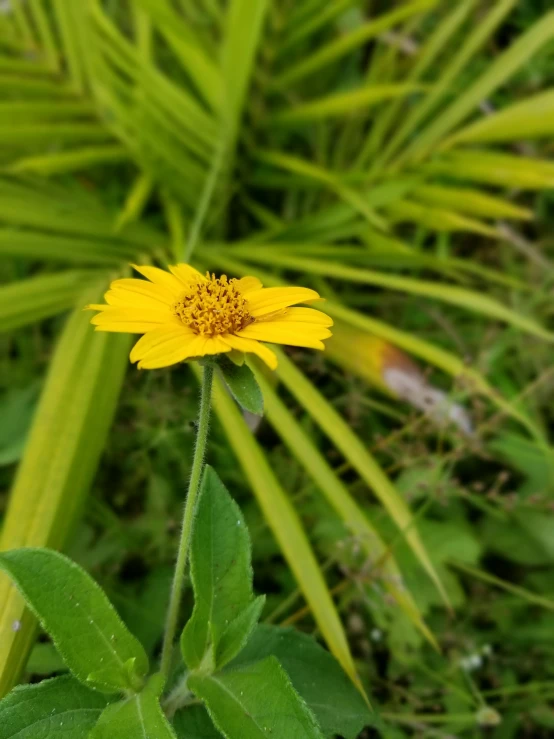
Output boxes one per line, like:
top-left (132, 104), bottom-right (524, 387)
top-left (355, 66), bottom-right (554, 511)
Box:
top-left (267, 307), bottom-right (333, 327)
top-left (130, 324), bottom-right (194, 363)
top-left (91, 308), bottom-right (175, 325)
top-left (137, 334), bottom-right (229, 369)
top-left (238, 322), bottom-right (330, 349)
top-left (94, 322), bottom-right (165, 334)
top-left (234, 276), bottom-right (263, 294)
top-left (138, 333), bottom-right (200, 369)
top-left (168, 264), bottom-right (206, 285)
top-left (108, 278), bottom-right (175, 307)
top-left (104, 288), bottom-right (174, 312)
top-left (131, 264), bottom-right (184, 297)
top-left (222, 334), bottom-right (278, 370)
top-left (245, 287), bottom-right (322, 318)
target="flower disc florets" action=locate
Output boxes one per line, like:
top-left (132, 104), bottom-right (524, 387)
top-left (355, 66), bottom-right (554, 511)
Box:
top-left (173, 273), bottom-right (252, 336)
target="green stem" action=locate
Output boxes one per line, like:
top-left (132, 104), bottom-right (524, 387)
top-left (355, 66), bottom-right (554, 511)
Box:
top-left (160, 363), bottom-right (214, 679)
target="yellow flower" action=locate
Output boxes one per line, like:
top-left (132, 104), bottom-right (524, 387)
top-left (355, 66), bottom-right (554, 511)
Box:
top-left (87, 264), bottom-right (333, 370)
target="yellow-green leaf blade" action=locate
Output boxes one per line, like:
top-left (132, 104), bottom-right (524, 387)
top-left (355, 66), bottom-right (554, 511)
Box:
top-left (254, 367), bottom-right (438, 648)
top-left (274, 350), bottom-right (450, 608)
top-left (0, 283), bottom-right (131, 696)
top-left (205, 369), bottom-right (363, 694)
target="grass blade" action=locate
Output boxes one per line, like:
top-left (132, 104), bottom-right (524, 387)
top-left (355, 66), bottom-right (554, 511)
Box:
top-left (205, 368), bottom-right (364, 694)
top-left (413, 184), bottom-right (532, 220)
top-left (270, 84), bottom-right (425, 125)
top-left (255, 150), bottom-right (386, 230)
top-left (273, 0), bottom-right (437, 88)
top-left (254, 366), bottom-right (438, 648)
top-left (226, 250), bottom-right (553, 342)
top-left (381, 0), bottom-right (516, 169)
top-left (424, 150), bottom-right (554, 189)
top-left (0, 282), bottom-right (131, 696)
top-left (274, 349), bottom-right (450, 608)
top-left (441, 89), bottom-right (554, 147)
top-left (0, 271), bottom-right (101, 332)
top-left (10, 145), bottom-right (129, 175)
top-left (406, 10), bottom-right (554, 161)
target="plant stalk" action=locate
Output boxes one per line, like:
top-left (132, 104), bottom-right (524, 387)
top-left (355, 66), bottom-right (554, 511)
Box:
top-left (160, 363), bottom-right (214, 679)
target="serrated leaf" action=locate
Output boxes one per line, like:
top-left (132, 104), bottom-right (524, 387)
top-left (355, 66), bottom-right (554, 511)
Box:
top-left (217, 357), bottom-right (264, 415)
top-left (0, 675), bottom-right (109, 739)
top-left (90, 675), bottom-right (177, 739)
top-left (229, 625), bottom-right (378, 739)
top-left (189, 656), bottom-right (324, 739)
top-left (0, 548), bottom-right (148, 693)
top-left (181, 466), bottom-right (256, 671)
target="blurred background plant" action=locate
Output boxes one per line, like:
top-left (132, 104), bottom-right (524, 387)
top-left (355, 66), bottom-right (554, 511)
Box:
top-left (1, 0), bottom-right (554, 735)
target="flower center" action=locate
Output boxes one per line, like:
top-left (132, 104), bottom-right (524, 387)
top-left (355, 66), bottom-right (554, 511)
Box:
top-left (173, 274), bottom-right (252, 336)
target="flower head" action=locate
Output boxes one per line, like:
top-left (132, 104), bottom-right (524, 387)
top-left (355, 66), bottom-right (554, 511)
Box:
top-left (87, 264), bottom-right (333, 370)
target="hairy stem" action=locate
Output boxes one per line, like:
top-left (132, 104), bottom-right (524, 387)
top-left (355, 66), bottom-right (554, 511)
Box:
top-left (160, 363), bottom-right (214, 679)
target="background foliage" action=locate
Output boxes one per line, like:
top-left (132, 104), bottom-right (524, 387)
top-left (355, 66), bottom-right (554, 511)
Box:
top-left (1, 0), bottom-right (554, 735)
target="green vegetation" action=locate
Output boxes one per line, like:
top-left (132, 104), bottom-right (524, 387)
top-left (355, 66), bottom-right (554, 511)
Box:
top-left (2, 0), bottom-right (554, 736)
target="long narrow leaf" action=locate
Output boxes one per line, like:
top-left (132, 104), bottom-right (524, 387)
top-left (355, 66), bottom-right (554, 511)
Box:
top-left (0, 271), bottom-right (101, 332)
top-left (223, 250), bottom-right (553, 341)
top-left (442, 89), bottom-right (554, 147)
top-left (274, 349), bottom-right (450, 608)
top-left (270, 84), bottom-right (424, 125)
top-left (407, 10), bottom-right (554, 160)
top-left (0, 283), bottom-right (131, 696)
top-left (203, 254), bottom-right (546, 443)
top-left (204, 368), bottom-right (364, 694)
top-left (381, 0), bottom-right (516, 169)
top-left (254, 367), bottom-right (438, 648)
top-left (273, 0), bottom-right (437, 88)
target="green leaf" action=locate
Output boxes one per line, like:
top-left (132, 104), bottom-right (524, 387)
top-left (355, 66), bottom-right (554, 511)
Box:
top-left (90, 675), bottom-right (177, 739)
top-left (273, 0), bottom-right (436, 87)
top-left (382, 0), bottom-right (516, 168)
top-left (273, 349), bottom-right (450, 608)
top-left (232, 250), bottom-right (553, 341)
top-left (230, 625), bottom-right (377, 739)
top-left (0, 283), bottom-right (132, 697)
top-left (181, 466), bottom-right (257, 671)
top-left (173, 705), bottom-right (222, 738)
top-left (413, 184), bottom-right (532, 220)
top-left (253, 368), bottom-right (436, 649)
top-left (0, 548), bottom-right (149, 693)
top-left (217, 357), bottom-right (264, 415)
top-left (410, 9), bottom-right (554, 159)
top-left (0, 384), bottom-right (39, 467)
top-left (424, 150), bottom-right (554, 189)
top-left (270, 84), bottom-right (424, 124)
top-left (442, 89), bottom-right (554, 147)
top-left (189, 656), bottom-right (324, 739)
top-left (0, 271), bottom-right (101, 333)
top-left (216, 596), bottom-right (265, 670)
top-left (255, 149), bottom-right (386, 230)
top-left (222, 0), bottom-right (269, 142)
top-left (0, 675), bottom-right (109, 739)
top-left (202, 367), bottom-right (362, 694)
